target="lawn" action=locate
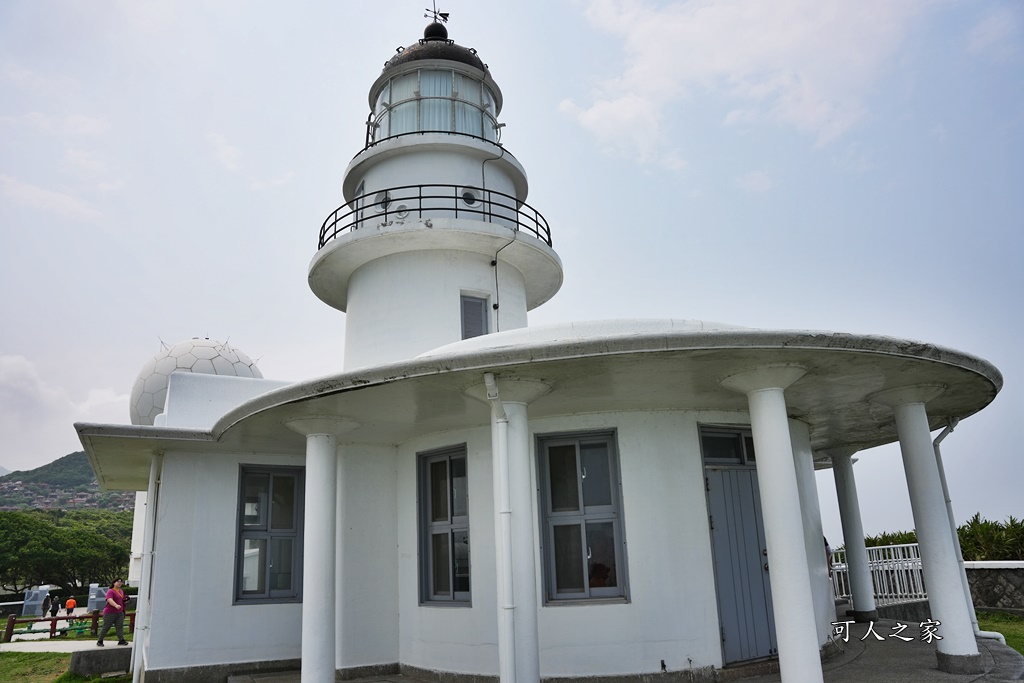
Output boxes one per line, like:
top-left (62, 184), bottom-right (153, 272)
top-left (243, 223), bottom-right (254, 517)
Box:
top-left (0, 652), bottom-right (131, 683)
top-left (978, 610), bottom-right (1024, 656)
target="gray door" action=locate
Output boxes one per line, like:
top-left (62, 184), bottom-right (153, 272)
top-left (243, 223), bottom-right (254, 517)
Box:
top-left (706, 467), bottom-right (777, 664)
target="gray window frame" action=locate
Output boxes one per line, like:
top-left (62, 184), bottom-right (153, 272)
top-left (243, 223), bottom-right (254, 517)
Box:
top-left (699, 425), bottom-right (756, 465)
top-left (537, 431), bottom-right (629, 603)
top-left (461, 294), bottom-right (488, 340)
top-left (419, 445), bottom-right (471, 604)
top-left (234, 465), bottom-right (304, 604)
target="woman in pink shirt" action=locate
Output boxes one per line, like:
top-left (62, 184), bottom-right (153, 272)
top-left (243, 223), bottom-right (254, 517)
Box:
top-left (96, 578), bottom-right (128, 647)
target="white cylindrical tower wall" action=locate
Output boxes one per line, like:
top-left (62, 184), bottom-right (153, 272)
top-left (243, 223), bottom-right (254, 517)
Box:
top-left (344, 248), bottom-right (527, 368)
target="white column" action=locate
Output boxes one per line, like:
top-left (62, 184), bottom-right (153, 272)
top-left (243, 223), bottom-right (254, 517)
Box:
top-left (506, 401), bottom-right (540, 683)
top-left (721, 365), bottom-right (824, 683)
top-left (473, 377), bottom-right (548, 683)
top-left (131, 453), bottom-right (163, 683)
top-left (872, 387), bottom-right (981, 674)
top-left (825, 449), bottom-right (877, 621)
top-left (286, 417), bottom-right (359, 683)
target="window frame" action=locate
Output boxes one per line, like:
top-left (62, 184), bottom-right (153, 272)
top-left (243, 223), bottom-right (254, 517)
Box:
top-left (537, 430), bottom-right (629, 603)
top-left (698, 425), bottom-right (757, 466)
top-left (460, 294), bottom-right (489, 340)
top-left (418, 445), bottom-right (472, 605)
top-left (234, 465), bottom-right (305, 604)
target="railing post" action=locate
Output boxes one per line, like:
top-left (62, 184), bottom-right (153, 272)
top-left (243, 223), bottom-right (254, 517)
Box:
top-left (3, 614), bottom-right (15, 643)
top-left (49, 616), bottom-right (57, 638)
top-left (129, 611), bottom-right (136, 633)
top-left (91, 610), bottom-right (99, 637)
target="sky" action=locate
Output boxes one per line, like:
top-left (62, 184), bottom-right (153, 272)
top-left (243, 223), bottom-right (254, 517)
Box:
top-left (1, 0), bottom-right (1021, 544)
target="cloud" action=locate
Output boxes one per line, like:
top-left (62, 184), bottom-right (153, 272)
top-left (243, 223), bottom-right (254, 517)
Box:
top-left (0, 355), bottom-right (128, 470)
top-left (562, 0), bottom-right (931, 164)
top-left (208, 132), bottom-right (241, 171)
top-left (0, 112), bottom-right (108, 135)
top-left (967, 6), bottom-right (1022, 63)
top-left (0, 174), bottom-right (103, 223)
top-left (737, 169), bottom-right (774, 193)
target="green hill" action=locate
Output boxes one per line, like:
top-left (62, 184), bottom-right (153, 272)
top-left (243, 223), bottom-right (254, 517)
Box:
top-left (0, 451), bottom-right (96, 487)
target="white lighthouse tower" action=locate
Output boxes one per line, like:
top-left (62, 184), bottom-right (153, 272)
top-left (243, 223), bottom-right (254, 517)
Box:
top-left (309, 20), bottom-right (563, 369)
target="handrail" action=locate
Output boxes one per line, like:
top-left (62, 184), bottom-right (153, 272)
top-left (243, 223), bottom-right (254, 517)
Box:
top-left (318, 183), bottom-right (552, 250)
top-left (831, 542), bottom-right (927, 606)
top-left (3, 610), bottom-right (137, 642)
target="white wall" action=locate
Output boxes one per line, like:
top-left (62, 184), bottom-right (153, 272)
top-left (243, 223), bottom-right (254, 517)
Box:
top-left (337, 444), bottom-right (399, 669)
top-left (397, 425), bottom-right (501, 674)
top-left (531, 411), bottom-right (722, 676)
top-left (344, 249), bottom-right (527, 368)
top-left (147, 450), bottom-right (304, 672)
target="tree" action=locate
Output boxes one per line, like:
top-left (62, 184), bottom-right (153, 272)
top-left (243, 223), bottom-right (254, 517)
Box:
top-left (0, 510), bottom-right (131, 593)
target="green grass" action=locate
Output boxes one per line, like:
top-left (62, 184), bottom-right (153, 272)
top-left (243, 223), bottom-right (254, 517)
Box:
top-left (978, 610), bottom-right (1024, 656)
top-left (0, 652), bottom-right (71, 683)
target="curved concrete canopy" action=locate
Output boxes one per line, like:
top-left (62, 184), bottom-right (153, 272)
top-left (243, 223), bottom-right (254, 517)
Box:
top-left (78, 320), bottom-right (1001, 490)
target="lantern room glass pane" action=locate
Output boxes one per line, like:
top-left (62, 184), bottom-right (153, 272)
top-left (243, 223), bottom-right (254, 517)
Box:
top-left (391, 102), bottom-right (417, 135)
top-left (420, 70), bottom-right (452, 97)
top-left (455, 102), bottom-right (483, 137)
top-left (391, 73), bottom-right (417, 102)
top-left (454, 73), bottom-right (481, 103)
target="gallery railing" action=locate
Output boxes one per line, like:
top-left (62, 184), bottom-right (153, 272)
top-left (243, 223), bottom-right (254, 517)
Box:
top-left (831, 543), bottom-right (927, 606)
top-left (318, 184), bottom-right (552, 250)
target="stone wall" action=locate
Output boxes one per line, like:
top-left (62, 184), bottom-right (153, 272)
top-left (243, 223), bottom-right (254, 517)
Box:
top-left (965, 563), bottom-right (1024, 612)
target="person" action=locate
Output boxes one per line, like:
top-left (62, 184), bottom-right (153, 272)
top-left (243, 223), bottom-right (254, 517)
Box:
top-left (41, 593), bottom-right (51, 617)
top-left (65, 596), bottom-right (77, 618)
top-left (49, 595), bottom-right (61, 618)
top-left (96, 579), bottom-right (128, 647)
top-left (824, 536), bottom-right (834, 579)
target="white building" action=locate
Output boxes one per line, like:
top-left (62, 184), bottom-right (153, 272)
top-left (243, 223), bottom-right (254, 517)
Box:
top-left (78, 20), bottom-right (1001, 683)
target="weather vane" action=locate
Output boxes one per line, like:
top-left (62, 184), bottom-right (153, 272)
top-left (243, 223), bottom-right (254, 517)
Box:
top-left (424, 1), bottom-right (449, 23)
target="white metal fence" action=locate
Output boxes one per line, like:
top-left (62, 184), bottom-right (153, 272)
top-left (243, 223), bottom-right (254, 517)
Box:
top-left (831, 543), bottom-right (927, 606)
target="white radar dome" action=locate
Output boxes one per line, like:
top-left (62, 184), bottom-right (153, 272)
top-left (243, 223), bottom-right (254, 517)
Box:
top-left (129, 338), bottom-right (263, 426)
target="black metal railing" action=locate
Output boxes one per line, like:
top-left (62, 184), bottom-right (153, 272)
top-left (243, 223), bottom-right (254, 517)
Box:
top-left (318, 184), bottom-right (552, 249)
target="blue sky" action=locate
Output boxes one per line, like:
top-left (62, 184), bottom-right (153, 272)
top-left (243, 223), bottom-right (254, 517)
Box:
top-left (1, 0), bottom-right (1021, 543)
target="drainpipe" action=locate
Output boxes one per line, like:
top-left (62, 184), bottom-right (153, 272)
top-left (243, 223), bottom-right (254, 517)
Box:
top-left (933, 420), bottom-right (1005, 645)
top-left (484, 373), bottom-right (517, 683)
top-left (132, 452), bottom-right (163, 683)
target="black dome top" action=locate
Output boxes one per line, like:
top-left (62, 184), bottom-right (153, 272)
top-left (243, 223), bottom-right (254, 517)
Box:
top-left (382, 23), bottom-right (487, 74)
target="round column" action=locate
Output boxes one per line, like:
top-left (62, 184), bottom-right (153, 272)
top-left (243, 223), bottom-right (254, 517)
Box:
top-left (826, 449), bottom-right (877, 621)
top-left (721, 365), bottom-right (824, 683)
top-left (872, 387), bottom-right (981, 674)
top-left (286, 417), bottom-right (359, 683)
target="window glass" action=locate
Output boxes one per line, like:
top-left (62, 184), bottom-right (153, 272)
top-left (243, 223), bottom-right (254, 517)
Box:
top-left (271, 475), bottom-right (295, 530)
top-left (581, 442), bottom-right (612, 507)
top-left (455, 102), bottom-right (483, 137)
top-left (586, 522), bottom-right (617, 588)
top-left (454, 73), bottom-right (481, 103)
top-left (430, 459), bottom-right (449, 522)
top-left (375, 83), bottom-right (390, 113)
top-left (432, 533), bottom-right (451, 596)
top-left (461, 295), bottom-right (488, 339)
top-left (391, 73), bottom-right (417, 102)
top-left (391, 102), bottom-right (417, 135)
top-left (236, 466), bottom-right (303, 602)
top-left (420, 447), bottom-right (471, 604)
top-left (420, 70), bottom-right (453, 97)
top-left (269, 538), bottom-right (292, 590)
top-left (540, 433), bottom-right (627, 601)
top-left (553, 524), bottom-right (585, 593)
top-left (702, 432), bottom-right (743, 462)
top-left (243, 474), bottom-right (268, 527)
top-left (548, 444), bottom-right (580, 512)
top-left (241, 538), bottom-right (266, 593)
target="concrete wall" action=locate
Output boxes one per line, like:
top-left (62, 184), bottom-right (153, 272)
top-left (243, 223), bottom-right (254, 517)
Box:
top-left (146, 450), bottom-right (304, 673)
top-left (344, 248), bottom-right (527, 368)
top-left (965, 563), bottom-right (1024, 612)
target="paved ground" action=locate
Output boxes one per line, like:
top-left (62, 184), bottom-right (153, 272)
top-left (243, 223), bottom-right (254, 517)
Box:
top-left (3, 616), bottom-right (1022, 682)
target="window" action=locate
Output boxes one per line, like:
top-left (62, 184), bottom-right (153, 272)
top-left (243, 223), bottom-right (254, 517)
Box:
top-left (419, 446), bottom-right (470, 603)
top-left (538, 432), bottom-right (627, 601)
top-left (236, 466), bottom-right (304, 602)
top-left (461, 295), bottom-right (488, 339)
top-left (370, 69), bottom-right (499, 142)
top-left (699, 426), bottom-right (756, 464)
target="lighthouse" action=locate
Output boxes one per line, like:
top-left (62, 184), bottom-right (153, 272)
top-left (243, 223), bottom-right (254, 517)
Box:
top-left (309, 20), bottom-right (563, 369)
